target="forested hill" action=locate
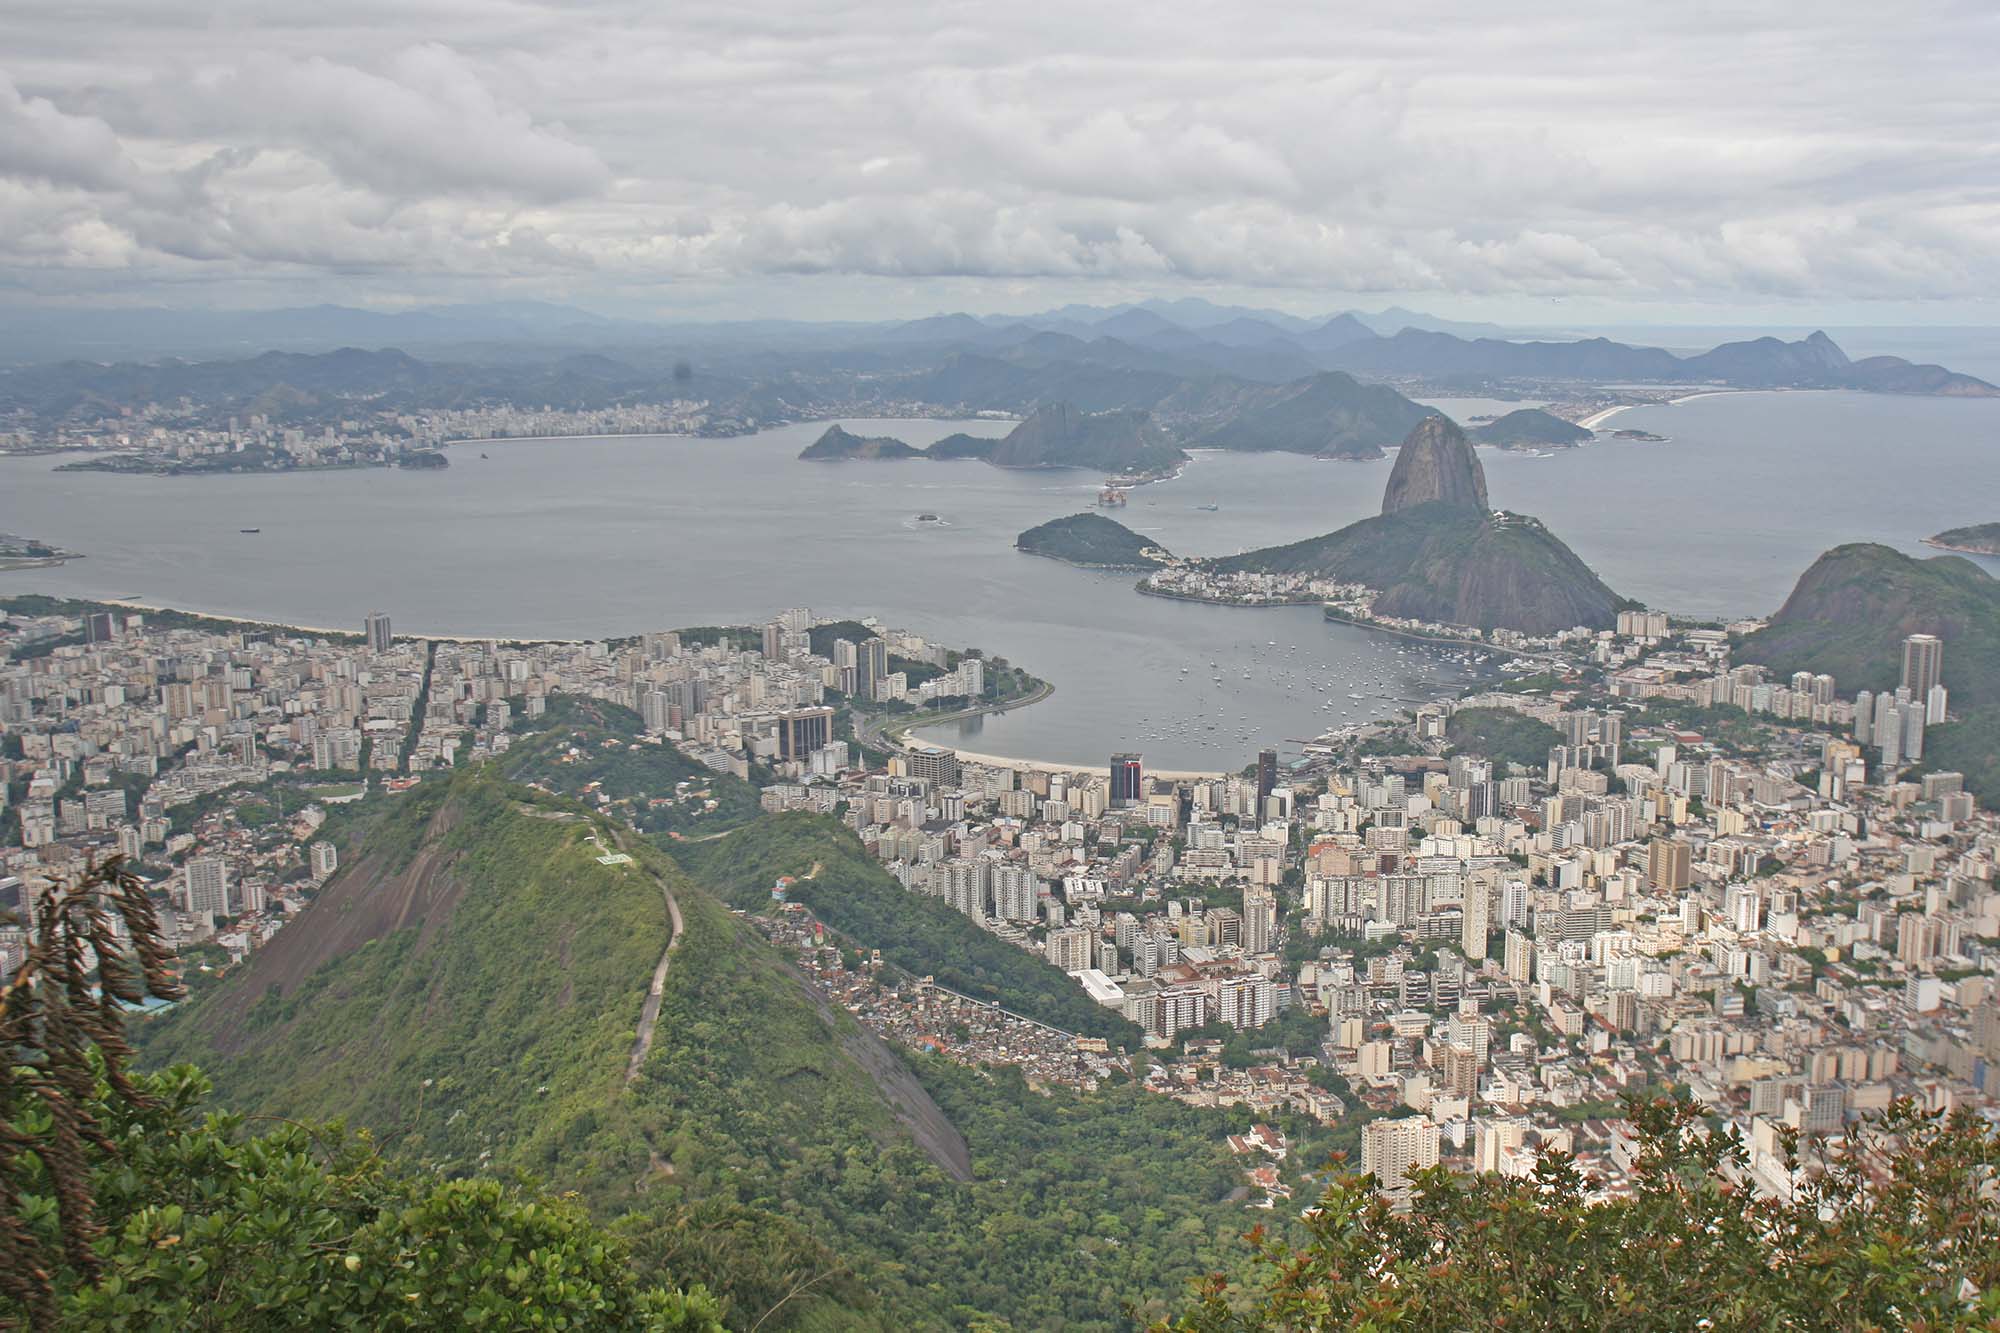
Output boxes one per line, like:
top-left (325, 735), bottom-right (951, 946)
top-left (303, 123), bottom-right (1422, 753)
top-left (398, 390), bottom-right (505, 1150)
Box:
top-left (1736, 542), bottom-right (2000, 800)
top-left (138, 770), bottom-right (1275, 1329)
top-left (678, 811), bottom-right (1145, 1044)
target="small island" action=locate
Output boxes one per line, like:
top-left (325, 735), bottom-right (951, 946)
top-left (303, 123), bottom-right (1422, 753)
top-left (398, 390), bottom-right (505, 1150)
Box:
top-left (1926, 523), bottom-right (2000, 556)
top-left (1016, 513), bottom-right (1173, 569)
top-left (1471, 408), bottom-right (1594, 450)
top-left (396, 450), bottom-right (450, 469)
top-left (799, 425), bottom-right (927, 460)
top-left (0, 532), bottom-right (83, 569)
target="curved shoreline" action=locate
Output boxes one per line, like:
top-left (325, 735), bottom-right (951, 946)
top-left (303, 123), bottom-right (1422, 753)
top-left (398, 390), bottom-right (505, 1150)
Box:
top-left (1923, 539), bottom-right (2000, 557)
top-left (36, 595), bottom-right (586, 645)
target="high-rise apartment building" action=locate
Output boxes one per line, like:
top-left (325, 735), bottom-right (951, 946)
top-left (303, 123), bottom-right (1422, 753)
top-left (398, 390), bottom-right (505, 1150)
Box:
top-left (1256, 748), bottom-right (1278, 803)
top-left (1243, 887), bottom-right (1276, 955)
top-left (1217, 973), bottom-right (1275, 1030)
top-left (858, 637), bottom-right (889, 702)
top-left (185, 856), bottom-right (232, 920)
top-left (1647, 837), bottom-right (1691, 893)
top-left (1461, 874), bottom-right (1491, 960)
top-left (363, 611), bottom-right (393, 654)
top-left (1362, 1117), bottom-right (1440, 1202)
top-left (1900, 633), bottom-right (1943, 702)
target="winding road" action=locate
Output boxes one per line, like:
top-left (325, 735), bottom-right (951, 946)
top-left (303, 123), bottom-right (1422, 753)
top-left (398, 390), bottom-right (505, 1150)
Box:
top-left (620, 823), bottom-right (686, 1086)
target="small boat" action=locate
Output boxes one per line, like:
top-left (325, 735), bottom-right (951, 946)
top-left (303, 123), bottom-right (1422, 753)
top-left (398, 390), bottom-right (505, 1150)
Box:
top-left (239, 528), bottom-right (261, 534)
top-left (480, 452), bottom-right (489, 459)
top-left (1197, 503), bottom-right (1219, 512)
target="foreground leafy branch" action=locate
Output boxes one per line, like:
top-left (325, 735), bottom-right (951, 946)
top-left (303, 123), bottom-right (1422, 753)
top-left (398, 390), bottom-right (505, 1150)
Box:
top-left (1157, 1096), bottom-right (2000, 1332)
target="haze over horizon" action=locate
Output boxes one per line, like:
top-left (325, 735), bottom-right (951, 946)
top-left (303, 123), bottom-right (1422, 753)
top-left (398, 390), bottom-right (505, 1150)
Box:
top-left (4, 0), bottom-right (1998, 326)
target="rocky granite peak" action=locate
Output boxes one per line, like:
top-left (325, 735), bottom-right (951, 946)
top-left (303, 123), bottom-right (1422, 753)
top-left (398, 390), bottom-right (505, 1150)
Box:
top-left (1381, 415), bottom-right (1488, 515)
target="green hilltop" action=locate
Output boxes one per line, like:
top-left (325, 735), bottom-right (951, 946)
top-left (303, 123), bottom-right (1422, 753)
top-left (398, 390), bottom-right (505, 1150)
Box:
top-left (138, 769), bottom-right (1278, 1330)
top-left (1471, 408), bottom-right (1594, 449)
top-left (1736, 542), bottom-right (2000, 799)
top-left (1015, 511), bottom-right (1173, 569)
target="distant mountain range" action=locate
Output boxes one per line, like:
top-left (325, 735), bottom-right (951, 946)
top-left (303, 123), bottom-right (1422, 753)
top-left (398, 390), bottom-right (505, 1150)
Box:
top-left (4, 299), bottom-right (1991, 455)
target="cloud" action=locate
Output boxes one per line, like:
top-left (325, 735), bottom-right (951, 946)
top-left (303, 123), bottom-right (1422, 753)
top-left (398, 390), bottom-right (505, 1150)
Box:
top-left (0, 0), bottom-right (1996, 314)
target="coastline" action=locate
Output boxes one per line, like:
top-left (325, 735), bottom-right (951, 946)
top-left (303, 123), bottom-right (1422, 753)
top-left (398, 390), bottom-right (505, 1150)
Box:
top-left (1577, 387), bottom-right (1744, 431)
top-left (1922, 539), bottom-right (2000, 557)
top-left (935, 746), bottom-right (1226, 782)
top-left (37, 595), bottom-right (586, 645)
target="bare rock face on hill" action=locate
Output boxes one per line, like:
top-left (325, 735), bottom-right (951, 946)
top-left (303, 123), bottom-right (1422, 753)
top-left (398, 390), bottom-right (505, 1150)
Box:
top-left (1381, 416), bottom-right (1489, 515)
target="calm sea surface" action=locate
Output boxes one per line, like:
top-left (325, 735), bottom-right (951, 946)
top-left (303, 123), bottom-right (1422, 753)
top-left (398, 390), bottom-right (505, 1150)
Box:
top-left (2, 392), bottom-right (1995, 769)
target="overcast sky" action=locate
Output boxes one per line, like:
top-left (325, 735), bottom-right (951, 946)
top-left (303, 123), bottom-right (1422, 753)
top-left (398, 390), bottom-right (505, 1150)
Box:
top-left (3, 0), bottom-right (1997, 322)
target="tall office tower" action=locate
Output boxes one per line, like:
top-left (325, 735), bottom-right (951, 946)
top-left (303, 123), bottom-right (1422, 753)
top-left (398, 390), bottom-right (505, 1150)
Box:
top-left (1853, 690), bottom-right (1874, 744)
top-left (1256, 748), bottom-right (1278, 803)
top-left (185, 856), bottom-right (232, 920)
top-left (1647, 837), bottom-right (1691, 893)
top-left (1243, 888), bottom-right (1276, 955)
top-left (1877, 702), bottom-right (1905, 769)
top-left (858, 637), bottom-right (889, 702)
top-left (363, 611), bottom-right (393, 654)
top-left (776, 706), bottom-right (834, 761)
top-left (1461, 875), bottom-right (1491, 961)
top-left (1110, 753), bottom-right (1144, 806)
top-left (1901, 634), bottom-right (1943, 701)
top-left (905, 743), bottom-right (961, 788)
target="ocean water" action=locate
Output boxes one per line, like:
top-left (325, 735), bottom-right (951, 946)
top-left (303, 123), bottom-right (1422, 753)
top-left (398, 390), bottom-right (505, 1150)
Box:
top-left (2, 390), bottom-right (1995, 768)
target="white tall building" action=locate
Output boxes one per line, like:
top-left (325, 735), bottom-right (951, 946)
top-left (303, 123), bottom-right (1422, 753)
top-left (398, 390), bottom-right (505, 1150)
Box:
top-left (1461, 875), bottom-right (1490, 961)
top-left (185, 857), bottom-right (231, 920)
top-left (1362, 1117), bottom-right (1441, 1202)
top-left (1217, 973), bottom-right (1275, 1030)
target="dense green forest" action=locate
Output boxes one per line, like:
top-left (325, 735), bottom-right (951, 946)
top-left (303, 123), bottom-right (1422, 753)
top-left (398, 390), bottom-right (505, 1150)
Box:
top-left (676, 811), bottom-right (1143, 1044)
top-left (620, 888), bottom-right (1268, 1329)
top-left (129, 771), bottom-right (1266, 1329)
top-left (1443, 706), bottom-right (1562, 771)
top-left (502, 695), bottom-right (767, 835)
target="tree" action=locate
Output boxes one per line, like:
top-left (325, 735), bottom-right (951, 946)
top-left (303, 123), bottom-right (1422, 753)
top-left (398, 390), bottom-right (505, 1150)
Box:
top-left (2, 858), bottom-right (722, 1330)
top-left (1155, 1096), bottom-right (2000, 1331)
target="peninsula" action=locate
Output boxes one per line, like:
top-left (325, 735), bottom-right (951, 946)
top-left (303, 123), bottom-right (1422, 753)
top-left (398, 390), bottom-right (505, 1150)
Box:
top-left (1151, 416), bottom-right (1624, 634)
top-left (1926, 523), bottom-right (2000, 556)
